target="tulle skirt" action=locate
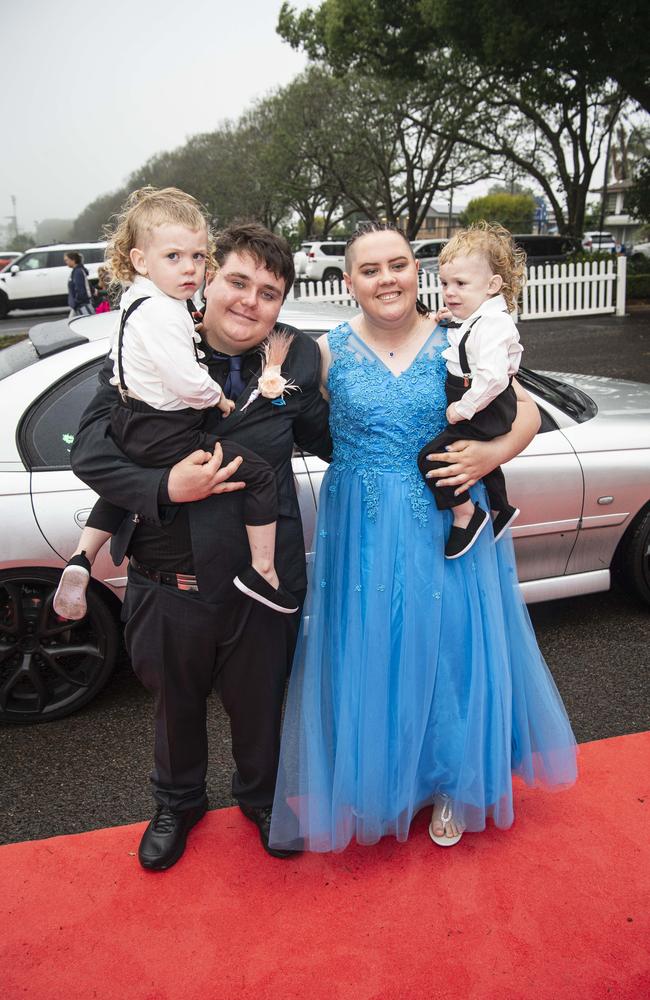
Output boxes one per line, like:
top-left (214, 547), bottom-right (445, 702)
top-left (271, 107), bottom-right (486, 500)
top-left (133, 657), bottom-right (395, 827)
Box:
top-left (270, 467), bottom-right (578, 852)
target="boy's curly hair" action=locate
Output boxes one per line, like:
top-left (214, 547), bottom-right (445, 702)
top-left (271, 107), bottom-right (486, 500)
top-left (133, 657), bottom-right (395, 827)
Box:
top-left (104, 186), bottom-right (216, 283)
top-left (438, 222), bottom-right (527, 312)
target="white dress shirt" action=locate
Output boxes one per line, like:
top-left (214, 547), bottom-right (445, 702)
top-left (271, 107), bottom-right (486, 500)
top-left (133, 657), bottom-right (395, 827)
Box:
top-left (109, 276), bottom-right (222, 411)
top-left (441, 294), bottom-right (523, 421)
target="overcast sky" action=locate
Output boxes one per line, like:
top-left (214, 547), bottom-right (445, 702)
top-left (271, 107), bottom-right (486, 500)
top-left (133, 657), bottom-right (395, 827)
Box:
top-left (2, 0), bottom-right (314, 231)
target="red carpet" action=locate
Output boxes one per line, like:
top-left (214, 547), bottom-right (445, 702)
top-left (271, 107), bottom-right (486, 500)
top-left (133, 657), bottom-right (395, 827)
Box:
top-left (2, 732), bottom-right (649, 1000)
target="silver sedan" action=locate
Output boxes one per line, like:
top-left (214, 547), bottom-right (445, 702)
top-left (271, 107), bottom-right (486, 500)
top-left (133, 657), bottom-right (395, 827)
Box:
top-left (1, 304), bottom-right (649, 724)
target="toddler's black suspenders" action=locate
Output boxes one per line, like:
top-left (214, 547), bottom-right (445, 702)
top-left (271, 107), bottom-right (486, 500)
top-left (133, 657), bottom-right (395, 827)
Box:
top-left (457, 310), bottom-right (511, 387)
top-left (115, 296), bottom-right (200, 402)
top-left (115, 297), bottom-right (150, 401)
top-left (458, 317), bottom-right (480, 387)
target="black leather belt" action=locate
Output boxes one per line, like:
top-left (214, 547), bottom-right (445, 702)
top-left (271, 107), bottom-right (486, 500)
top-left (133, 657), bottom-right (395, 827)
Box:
top-left (129, 557), bottom-right (199, 592)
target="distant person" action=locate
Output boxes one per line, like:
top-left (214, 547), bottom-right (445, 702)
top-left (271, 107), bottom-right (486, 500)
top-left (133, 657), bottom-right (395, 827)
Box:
top-left (417, 223), bottom-right (524, 559)
top-left (93, 265), bottom-right (112, 313)
top-left (64, 251), bottom-right (95, 317)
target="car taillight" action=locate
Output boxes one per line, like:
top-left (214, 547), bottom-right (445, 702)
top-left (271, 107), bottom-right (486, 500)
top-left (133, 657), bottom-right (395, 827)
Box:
top-left (308, 251), bottom-right (316, 258)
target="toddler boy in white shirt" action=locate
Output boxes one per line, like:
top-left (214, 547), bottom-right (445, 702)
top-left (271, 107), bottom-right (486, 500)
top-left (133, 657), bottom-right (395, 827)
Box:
top-left (417, 222), bottom-right (525, 558)
top-left (54, 187), bottom-right (297, 620)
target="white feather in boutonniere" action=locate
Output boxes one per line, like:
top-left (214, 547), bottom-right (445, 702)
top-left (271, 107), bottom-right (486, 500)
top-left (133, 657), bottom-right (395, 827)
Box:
top-left (241, 328), bottom-right (300, 411)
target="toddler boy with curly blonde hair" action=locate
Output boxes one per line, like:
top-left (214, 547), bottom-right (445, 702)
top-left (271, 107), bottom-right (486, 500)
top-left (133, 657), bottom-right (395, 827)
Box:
top-left (417, 222), bottom-right (526, 558)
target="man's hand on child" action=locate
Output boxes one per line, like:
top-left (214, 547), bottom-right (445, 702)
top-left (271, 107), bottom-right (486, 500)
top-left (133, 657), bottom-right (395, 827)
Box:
top-left (168, 443), bottom-right (245, 503)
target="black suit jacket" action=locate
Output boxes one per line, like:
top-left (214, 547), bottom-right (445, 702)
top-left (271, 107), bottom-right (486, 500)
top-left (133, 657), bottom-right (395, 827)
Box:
top-left (70, 325), bottom-right (332, 603)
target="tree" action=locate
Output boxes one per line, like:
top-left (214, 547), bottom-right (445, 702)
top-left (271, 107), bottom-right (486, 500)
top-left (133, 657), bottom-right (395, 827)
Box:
top-left (70, 190), bottom-right (128, 241)
top-left (461, 193), bottom-right (536, 233)
top-left (10, 231), bottom-right (36, 252)
top-left (266, 62), bottom-right (494, 238)
top-left (278, 0), bottom-right (650, 112)
top-left (627, 156), bottom-right (650, 224)
top-left (452, 73), bottom-right (627, 236)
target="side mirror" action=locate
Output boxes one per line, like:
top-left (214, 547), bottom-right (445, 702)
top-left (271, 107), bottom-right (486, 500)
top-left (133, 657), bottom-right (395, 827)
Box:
top-left (10, 264), bottom-right (19, 275)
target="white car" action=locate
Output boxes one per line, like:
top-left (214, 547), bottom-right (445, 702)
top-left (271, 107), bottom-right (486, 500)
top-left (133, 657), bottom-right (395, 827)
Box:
top-left (0, 242), bottom-right (107, 318)
top-left (1, 305), bottom-right (649, 724)
top-left (631, 241), bottom-right (650, 260)
top-left (300, 241), bottom-right (347, 282)
top-left (411, 239), bottom-right (447, 275)
top-left (582, 231), bottom-right (616, 253)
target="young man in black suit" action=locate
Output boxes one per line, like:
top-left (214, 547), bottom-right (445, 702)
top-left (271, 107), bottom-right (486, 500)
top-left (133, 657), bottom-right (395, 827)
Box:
top-left (71, 223), bottom-right (332, 869)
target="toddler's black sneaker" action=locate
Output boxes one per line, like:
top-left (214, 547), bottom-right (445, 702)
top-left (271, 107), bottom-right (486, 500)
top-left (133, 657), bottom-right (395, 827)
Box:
top-left (492, 505), bottom-right (520, 542)
top-left (444, 504), bottom-right (489, 559)
top-left (234, 567), bottom-right (299, 614)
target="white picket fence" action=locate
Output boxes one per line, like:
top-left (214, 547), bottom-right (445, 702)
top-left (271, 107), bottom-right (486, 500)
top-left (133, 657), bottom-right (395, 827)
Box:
top-left (288, 256), bottom-right (627, 320)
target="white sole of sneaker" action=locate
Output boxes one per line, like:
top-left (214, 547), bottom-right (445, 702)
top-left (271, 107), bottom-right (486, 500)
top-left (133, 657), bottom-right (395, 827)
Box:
top-left (493, 507), bottom-right (520, 543)
top-left (444, 508), bottom-right (489, 560)
top-left (53, 567), bottom-right (90, 620)
top-left (233, 576), bottom-right (299, 614)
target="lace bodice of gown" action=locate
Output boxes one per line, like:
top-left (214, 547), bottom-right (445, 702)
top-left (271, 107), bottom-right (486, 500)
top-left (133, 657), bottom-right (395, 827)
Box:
top-left (326, 322), bottom-right (449, 525)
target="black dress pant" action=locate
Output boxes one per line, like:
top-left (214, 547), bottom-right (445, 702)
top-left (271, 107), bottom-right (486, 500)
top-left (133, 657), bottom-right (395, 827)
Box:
top-left (417, 373), bottom-right (517, 512)
top-left (122, 567), bottom-right (303, 812)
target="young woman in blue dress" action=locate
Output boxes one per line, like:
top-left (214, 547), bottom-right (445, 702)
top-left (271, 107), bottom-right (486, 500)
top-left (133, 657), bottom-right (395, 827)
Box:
top-left (270, 223), bottom-right (577, 853)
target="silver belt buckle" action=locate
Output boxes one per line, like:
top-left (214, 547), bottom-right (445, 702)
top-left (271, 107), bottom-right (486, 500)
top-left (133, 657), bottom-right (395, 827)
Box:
top-left (175, 573), bottom-right (199, 592)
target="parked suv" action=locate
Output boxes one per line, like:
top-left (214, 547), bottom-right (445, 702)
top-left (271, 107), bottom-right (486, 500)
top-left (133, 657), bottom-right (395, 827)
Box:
top-left (301, 241), bottom-right (347, 282)
top-left (0, 242), bottom-right (107, 318)
top-left (411, 239), bottom-right (447, 276)
top-left (513, 234), bottom-right (582, 265)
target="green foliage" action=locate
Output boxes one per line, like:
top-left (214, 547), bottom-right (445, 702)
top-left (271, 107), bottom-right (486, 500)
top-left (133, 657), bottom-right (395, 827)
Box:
top-left (626, 273), bottom-right (650, 299)
top-left (626, 155), bottom-right (650, 224)
top-left (278, 0), bottom-right (650, 111)
top-left (461, 193), bottom-right (536, 232)
top-left (565, 250), bottom-right (615, 265)
top-left (10, 231), bottom-right (36, 251)
top-left (70, 190), bottom-right (127, 241)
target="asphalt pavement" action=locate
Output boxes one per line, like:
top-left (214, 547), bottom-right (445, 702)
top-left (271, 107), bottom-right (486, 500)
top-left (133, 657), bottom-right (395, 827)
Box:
top-left (1, 308), bottom-right (649, 846)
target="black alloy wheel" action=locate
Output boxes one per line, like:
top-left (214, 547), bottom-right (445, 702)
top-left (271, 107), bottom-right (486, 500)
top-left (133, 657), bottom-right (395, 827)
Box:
top-left (322, 268), bottom-right (342, 284)
top-left (613, 505), bottom-right (650, 607)
top-left (0, 568), bottom-right (120, 724)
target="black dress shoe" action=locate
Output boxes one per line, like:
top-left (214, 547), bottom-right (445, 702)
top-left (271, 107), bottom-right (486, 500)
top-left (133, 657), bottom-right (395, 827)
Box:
top-left (138, 802), bottom-right (207, 871)
top-left (238, 803), bottom-right (300, 859)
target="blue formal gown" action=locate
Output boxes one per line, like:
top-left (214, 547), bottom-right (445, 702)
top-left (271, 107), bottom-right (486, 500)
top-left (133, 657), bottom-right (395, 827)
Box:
top-left (270, 322), bottom-right (577, 852)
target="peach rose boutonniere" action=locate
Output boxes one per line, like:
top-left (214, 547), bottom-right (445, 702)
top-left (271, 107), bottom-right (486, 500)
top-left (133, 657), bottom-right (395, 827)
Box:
top-left (241, 329), bottom-right (300, 411)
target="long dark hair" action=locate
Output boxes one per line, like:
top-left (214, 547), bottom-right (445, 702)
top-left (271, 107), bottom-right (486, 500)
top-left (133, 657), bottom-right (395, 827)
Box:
top-left (345, 222), bottom-right (430, 316)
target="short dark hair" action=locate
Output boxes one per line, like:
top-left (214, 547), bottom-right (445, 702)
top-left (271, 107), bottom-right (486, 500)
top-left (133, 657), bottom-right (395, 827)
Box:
top-left (66, 251), bottom-right (83, 265)
top-left (214, 222), bottom-right (295, 300)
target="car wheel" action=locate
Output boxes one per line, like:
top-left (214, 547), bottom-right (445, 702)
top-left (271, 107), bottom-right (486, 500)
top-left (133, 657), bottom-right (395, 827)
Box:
top-left (322, 268), bottom-right (342, 283)
top-left (0, 292), bottom-right (9, 320)
top-left (0, 568), bottom-right (120, 724)
top-left (613, 505), bottom-right (650, 606)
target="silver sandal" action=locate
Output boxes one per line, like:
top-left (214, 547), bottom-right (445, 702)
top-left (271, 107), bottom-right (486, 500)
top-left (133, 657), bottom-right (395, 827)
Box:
top-left (429, 795), bottom-right (464, 847)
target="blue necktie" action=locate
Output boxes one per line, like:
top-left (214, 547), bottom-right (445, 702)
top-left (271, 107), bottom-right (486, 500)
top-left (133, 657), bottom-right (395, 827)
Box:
top-left (213, 351), bottom-right (247, 400)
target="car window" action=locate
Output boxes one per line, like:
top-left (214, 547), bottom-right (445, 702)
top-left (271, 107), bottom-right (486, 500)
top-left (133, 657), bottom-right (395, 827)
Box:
top-left (18, 359), bottom-right (106, 470)
top-left (47, 250), bottom-right (68, 267)
top-left (17, 251), bottom-right (49, 271)
top-left (81, 247), bottom-right (106, 264)
top-left (321, 244), bottom-right (345, 256)
top-left (414, 242), bottom-right (443, 259)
